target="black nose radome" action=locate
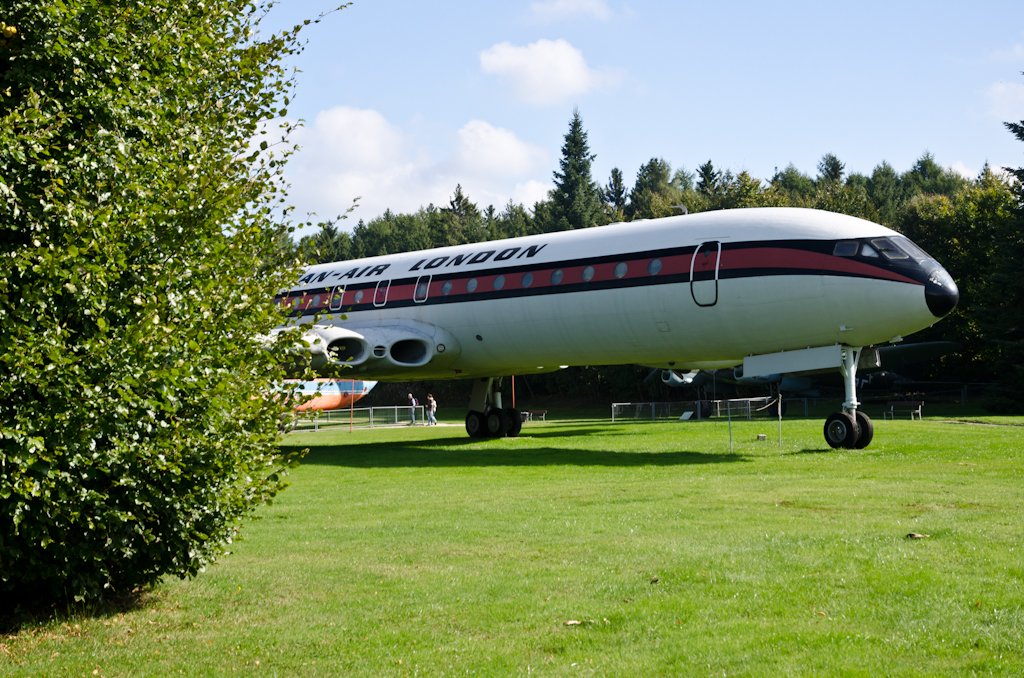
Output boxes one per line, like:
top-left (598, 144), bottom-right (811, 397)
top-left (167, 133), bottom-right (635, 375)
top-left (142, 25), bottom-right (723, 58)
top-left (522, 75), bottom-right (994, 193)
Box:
top-left (925, 268), bottom-right (959, 318)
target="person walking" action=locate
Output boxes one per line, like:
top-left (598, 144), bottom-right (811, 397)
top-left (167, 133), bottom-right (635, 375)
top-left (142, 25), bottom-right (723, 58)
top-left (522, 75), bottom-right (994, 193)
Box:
top-left (426, 394), bottom-right (438, 425)
top-left (407, 393), bottom-right (418, 425)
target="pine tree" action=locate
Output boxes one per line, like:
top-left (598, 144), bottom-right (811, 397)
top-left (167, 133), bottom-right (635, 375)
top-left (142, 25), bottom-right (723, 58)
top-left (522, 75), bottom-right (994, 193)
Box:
top-left (817, 153), bottom-right (845, 184)
top-left (601, 167), bottom-right (628, 219)
top-left (696, 160), bottom-right (722, 196)
top-left (626, 158), bottom-right (676, 220)
top-left (546, 108), bottom-right (603, 231)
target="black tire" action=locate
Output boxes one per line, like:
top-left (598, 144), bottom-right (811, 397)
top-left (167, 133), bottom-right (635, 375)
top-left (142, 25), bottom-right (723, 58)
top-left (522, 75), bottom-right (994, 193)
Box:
top-left (465, 411), bottom-right (486, 438)
top-left (485, 408), bottom-right (509, 437)
top-left (853, 411), bottom-right (874, 449)
top-left (824, 411), bottom-right (859, 449)
top-left (505, 409), bottom-right (523, 437)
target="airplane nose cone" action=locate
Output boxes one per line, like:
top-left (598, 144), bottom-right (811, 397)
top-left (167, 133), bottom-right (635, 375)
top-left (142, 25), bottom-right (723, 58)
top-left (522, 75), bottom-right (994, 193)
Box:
top-left (925, 267), bottom-right (959, 317)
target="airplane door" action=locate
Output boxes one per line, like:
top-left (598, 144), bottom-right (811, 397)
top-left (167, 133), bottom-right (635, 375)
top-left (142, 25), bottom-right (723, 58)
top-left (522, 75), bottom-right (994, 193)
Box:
top-left (690, 241), bottom-right (721, 307)
top-left (328, 285), bottom-right (345, 311)
top-left (373, 280), bottom-right (390, 307)
top-left (414, 275), bottom-right (431, 303)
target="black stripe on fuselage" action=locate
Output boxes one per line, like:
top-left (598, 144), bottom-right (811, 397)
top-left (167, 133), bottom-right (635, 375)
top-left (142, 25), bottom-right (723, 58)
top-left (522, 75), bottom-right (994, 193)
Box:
top-left (276, 239), bottom-right (927, 317)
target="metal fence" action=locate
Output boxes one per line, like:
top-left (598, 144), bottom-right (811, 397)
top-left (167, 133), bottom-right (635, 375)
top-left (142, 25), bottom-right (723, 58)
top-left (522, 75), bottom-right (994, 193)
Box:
top-left (611, 397), bottom-right (791, 422)
top-left (290, 405), bottom-right (425, 432)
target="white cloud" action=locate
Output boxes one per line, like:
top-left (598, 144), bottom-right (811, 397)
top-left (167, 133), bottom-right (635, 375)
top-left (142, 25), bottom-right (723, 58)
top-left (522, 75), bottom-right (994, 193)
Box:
top-left (480, 39), bottom-right (623, 106)
top-left (987, 81), bottom-right (1024, 120)
top-left (987, 43), bottom-right (1024, 62)
top-left (529, 0), bottom-right (612, 23)
top-left (283, 107), bottom-right (553, 228)
top-left (948, 161), bottom-right (977, 179)
top-left (455, 120), bottom-right (548, 177)
top-left (513, 179), bottom-right (554, 208)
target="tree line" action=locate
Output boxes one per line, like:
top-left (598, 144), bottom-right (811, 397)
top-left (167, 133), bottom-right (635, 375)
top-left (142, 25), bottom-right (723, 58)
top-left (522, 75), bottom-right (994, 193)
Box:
top-left (296, 108), bottom-right (1024, 410)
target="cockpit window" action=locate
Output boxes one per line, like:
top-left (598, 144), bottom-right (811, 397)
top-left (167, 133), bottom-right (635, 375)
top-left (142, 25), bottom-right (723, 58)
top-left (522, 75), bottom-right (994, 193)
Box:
top-left (870, 237), bottom-right (909, 260)
top-left (860, 243), bottom-right (879, 258)
top-left (833, 241), bottom-right (859, 257)
top-left (891, 235), bottom-right (932, 260)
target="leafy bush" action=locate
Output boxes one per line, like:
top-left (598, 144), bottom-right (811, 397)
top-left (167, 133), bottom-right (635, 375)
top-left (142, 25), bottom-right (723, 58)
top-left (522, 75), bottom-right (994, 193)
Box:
top-left (0, 0), bottom-right (320, 602)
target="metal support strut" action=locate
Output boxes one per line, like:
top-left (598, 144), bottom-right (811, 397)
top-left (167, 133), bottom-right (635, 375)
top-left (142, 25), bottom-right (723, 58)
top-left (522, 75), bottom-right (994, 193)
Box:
top-left (839, 346), bottom-right (861, 413)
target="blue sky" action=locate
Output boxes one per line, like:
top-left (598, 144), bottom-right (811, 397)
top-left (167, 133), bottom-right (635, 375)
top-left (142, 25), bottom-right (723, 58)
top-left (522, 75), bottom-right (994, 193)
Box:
top-left (262, 0), bottom-right (1024, 229)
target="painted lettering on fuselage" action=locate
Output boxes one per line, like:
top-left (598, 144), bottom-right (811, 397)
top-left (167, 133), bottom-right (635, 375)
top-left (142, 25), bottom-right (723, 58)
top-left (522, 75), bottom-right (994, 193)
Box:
top-left (297, 243), bottom-right (548, 287)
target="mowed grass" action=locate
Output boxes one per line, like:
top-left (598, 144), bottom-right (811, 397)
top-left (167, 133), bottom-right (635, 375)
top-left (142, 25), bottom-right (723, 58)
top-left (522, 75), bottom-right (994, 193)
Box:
top-left (3, 413), bottom-right (1023, 677)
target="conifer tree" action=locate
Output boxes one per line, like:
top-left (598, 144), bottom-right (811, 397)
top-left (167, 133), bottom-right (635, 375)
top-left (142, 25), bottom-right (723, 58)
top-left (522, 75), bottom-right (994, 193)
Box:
top-left (601, 167), bottom-right (628, 220)
top-left (546, 108), bottom-right (603, 231)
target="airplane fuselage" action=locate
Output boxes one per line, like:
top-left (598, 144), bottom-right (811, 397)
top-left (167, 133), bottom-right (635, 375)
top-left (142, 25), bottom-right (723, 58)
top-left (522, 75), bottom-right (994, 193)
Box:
top-left (277, 208), bottom-right (957, 384)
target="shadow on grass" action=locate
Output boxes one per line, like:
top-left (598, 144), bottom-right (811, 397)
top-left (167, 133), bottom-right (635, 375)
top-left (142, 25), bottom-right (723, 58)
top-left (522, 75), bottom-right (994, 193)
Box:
top-left (786, 448), bottom-right (838, 455)
top-left (286, 438), bottom-right (748, 468)
top-left (0, 589), bottom-right (153, 636)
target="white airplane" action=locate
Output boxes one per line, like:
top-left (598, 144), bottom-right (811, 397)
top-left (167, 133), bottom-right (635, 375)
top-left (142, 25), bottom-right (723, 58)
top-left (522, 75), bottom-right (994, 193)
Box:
top-left (277, 207), bottom-right (958, 449)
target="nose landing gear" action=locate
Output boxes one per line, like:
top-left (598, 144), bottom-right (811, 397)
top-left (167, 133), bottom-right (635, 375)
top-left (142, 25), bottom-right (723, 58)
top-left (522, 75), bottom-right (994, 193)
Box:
top-left (465, 377), bottom-right (523, 438)
top-left (823, 346), bottom-right (874, 449)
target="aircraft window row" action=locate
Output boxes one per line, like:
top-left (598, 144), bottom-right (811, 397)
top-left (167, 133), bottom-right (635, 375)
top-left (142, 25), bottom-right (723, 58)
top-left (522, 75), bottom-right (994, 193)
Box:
top-left (304, 256), bottom-right (670, 310)
top-left (833, 237), bottom-right (930, 261)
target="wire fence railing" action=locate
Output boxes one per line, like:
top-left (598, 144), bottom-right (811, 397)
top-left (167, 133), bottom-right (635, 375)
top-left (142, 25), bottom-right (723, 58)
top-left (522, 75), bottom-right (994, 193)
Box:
top-left (290, 405), bottom-right (425, 432)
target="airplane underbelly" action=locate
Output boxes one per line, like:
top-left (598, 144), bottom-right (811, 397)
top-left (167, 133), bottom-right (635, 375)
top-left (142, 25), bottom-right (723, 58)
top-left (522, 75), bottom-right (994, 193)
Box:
top-left (431, 274), bottom-right (933, 374)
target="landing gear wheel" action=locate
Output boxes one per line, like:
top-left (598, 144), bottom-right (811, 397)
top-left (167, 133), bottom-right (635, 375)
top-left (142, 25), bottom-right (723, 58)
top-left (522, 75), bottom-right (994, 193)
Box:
top-left (853, 411), bottom-right (874, 449)
top-left (466, 411), bottom-right (486, 438)
top-left (485, 409), bottom-right (509, 437)
top-left (824, 411), bottom-right (859, 449)
top-left (505, 409), bottom-right (522, 437)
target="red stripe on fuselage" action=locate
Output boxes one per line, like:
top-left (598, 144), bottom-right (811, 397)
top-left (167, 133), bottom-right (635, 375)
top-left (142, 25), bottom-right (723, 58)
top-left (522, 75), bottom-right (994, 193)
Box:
top-left (721, 247), bottom-right (920, 285)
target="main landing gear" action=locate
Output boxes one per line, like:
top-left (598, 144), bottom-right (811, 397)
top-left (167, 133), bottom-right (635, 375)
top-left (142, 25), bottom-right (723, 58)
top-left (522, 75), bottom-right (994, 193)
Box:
top-left (823, 346), bottom-right (874, 449)
top-left (465, 377), bottom-right (523, 438)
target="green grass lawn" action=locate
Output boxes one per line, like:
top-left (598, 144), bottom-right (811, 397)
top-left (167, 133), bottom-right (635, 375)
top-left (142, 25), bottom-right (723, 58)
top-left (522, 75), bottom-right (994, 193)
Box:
top-left (3, 413), bottom-right (1023, 676)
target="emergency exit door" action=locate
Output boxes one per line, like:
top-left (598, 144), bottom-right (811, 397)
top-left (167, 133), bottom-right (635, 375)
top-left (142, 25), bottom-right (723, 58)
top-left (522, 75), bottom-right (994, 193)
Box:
top-left (690, 241), bottom-right (721, 307)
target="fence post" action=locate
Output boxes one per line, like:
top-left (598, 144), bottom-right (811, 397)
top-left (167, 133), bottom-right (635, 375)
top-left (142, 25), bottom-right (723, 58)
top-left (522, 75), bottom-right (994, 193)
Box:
top-left (727, 401), bottom-right (732, 453)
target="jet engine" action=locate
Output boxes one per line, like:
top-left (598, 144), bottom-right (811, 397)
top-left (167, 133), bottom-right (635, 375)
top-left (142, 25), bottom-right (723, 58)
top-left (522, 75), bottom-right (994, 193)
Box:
top-left (280, 320), bottom-right (462, 378)
top-left (661, 369), bottom-right (701, 387)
